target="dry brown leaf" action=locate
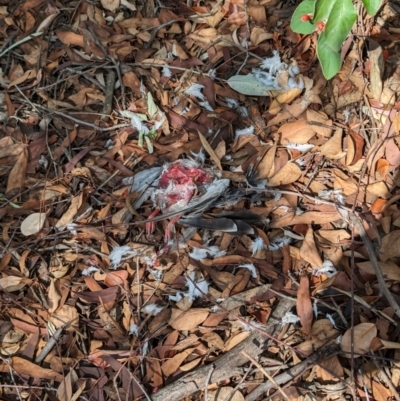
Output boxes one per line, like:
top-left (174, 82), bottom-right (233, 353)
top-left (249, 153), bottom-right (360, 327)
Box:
top-left (198, 131), bottom-right (222, 170)
top-left (48, 278), bottom-right (61, 314)
top-left (100, 0), bottom-right (119, 12)
top-left (366, 181), bottom-right (391, 199)
top-left (57, 368), bottom-right (75, 401)
top-left (371, 337), bottom-right (400, 351)
top-left (296, 274), bottom-right (313, 335)
top-left (0, 357), bottom-right (63, 381)
top-left (314, 355), bottom-right (344, 381)
top-left (6, 147), bottom-right (28, 194)
top-left (341, 322), bottom-right (377, 357)
top-left (202, 331), bottom-right (224, 350)
top-left (357, 260), bottom-right (400, 281)
top-left (299, 228), bottom-right (323, 268)
top-left (271, 210), bottom-right (341, 228)
top-left (256, 143), bottom-right (276, 179)
top-left (104, 270), bottom-right (129, 288)
top-left (380, 231), bottom-right (400, 261)
top-left (317, 229), bottom-right (351, 244)
top-left (0, 276), bottom-right (30, 292)
top-left (278, 120), bottom-right (316, 144)
top-left (20, 213), bottom-right (47, 236)
top-left (250, 26), bottom-right (273, 46)
top-left (266, 163), bottom-right (302, 187)
top-left (8, 69), bottom-right (36, 88)
top-left (333, 174), bottom-right (358, 195)
top-left (180, 357), bottom-right (202, 371)
top-left (161, 347), bottom-right (194, 377)
top-left (306, 110), bottom-right (332, 137)
top-left (55, 194), bottom-right (83, 228)
top-left (368, 39), bottom-right (384, 101)
top-left (48, 305), bottom-right (79, 332)
top-left (269, 88), bottom-right (302, 115)
top-left (169, 308), bottom-right (209, 331)
top-left (318, 129), bottom-right (345, 159)
top-left (224, 331), bottom-right (250, 351)
top-left (376, 158), bottom-right (390, 179)
top-left (55, 30), bottom-right (84, 47)
top-left (148, 309), bottom-right (171, 333)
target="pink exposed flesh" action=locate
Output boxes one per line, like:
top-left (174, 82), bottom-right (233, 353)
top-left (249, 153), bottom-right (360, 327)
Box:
top-left (148, 161), bottom-right (213, 241)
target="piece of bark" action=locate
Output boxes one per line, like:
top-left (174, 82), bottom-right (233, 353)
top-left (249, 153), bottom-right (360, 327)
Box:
top-left (151, 297), bottom-right (293, 401)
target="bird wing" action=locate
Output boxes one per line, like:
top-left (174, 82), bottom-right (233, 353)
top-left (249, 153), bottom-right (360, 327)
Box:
top-left (136, 178), bottom-right (230, 224)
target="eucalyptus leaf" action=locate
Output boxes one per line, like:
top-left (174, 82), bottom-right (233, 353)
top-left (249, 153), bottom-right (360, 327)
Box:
top-left (317, 32), bottom-right (341, 79)
top-left (290, 0), bottom-right (316, 34)
top-left (144, 136), bottom-right (154, 154)
top-left (120, 110), bottom-right (148, 121)
top-left (138, 131), bottom-right (144, 148)
top-left (324, 0), bottom-right (357, 52)
top-left (147, 92), bottom-right (158, 118)
top-left (361, 0), bottom-right (381, 16)
top-left (227, 74), bottom-right (277, 96)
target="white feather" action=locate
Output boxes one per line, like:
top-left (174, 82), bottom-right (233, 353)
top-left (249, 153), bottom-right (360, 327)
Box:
top-left (129, 324), bottom-right (139, 336)
top-left (281, 311), bottom-right (300, 324)
top-left (189, 246), bottom-right (226, 261)
top-left (235, 126), bottom-right (254, 139)
top-left (199, 100), bottom-right (214, 111)
top-left (162, 65), bottom-right (172, 78)
top-left (82, 266), bottom-right (100, 276)
top-left (186, 271), bottom-right (209, 301)
top-left (185, 83), bottom-right (205, 101)
top-left (109, 245), bottom-right (138, 268)
top-left (285, 142), bottom-right (314, 152)
top-left (238, 263), bottom-right (258, 278)
top-left (251, 237), bottom-right (265, 256)
top-left (141, 304), bottom-right (164, 316)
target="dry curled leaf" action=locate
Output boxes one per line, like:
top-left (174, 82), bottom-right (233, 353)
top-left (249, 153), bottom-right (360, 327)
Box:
top-left (341, 323), bottom-right (377, 357)
top-left (169, 308), bottom-right (209, 331)
top-left (20, 213), bottom-right (47, 236)
top-left (296, 274), bottom-right (313, 335)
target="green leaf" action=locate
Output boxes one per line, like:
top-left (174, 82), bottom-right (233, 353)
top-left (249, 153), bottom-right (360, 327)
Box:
top-left (120, 110), bottom-right (148, 121)
top-left (138, 131), bottom-right (144, 148)
top-left (144, 136), bottom-right (154, 154)
top-left (314, 0), bottom-right (336, 24)
top-left (147, 92), bottom-right (158, 118)
top-left (227, 74), bottom-right (276, 96)
top-left (8, 201), bottom-right (22, 208)
top-left (290, 0), bottom-right (316, 34)
top-left (361, 0), bottom-right (382, 16)
top-left (317, 32), bottom-right (341, 79)
top-left (324, 0), bottom-right (357, 52)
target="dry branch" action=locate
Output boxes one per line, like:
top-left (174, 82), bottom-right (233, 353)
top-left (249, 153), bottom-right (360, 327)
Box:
top-left (151, 298), bottom-right (293, 401)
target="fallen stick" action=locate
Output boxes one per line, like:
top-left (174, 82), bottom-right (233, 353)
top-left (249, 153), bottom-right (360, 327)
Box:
top-left (151, 297), bottom-right (293, 401)
top-left (245, 343), bottom-right (340, 401)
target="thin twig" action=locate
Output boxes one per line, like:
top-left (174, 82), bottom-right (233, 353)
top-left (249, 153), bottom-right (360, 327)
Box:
top-left (0, 32), bottom-right (43, 58)
top-left (242, 351), bottom-right (291, 401)
top-left (204, 364), bottom-right (216, 401)
top-left (144, 20), bottom-right (178, 49)
top-left (224, 365), bottom-right (254, 401)
top-left (35, 317), bottom-right (78, 364)
top-left (349, 213), bottom-right (400, 319)
top-left (33, 104), bottom-right (130, 132)
top-left (129, 373), bottom-right (153, 401)
top-left (0, 384), bottom-right (57, 391)
top-left (245, 345), bottom-right (339, 401)
top-left (332, 286), bottom-right (397, 325)
top-left (369, 350), bottom-right (400, 401)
